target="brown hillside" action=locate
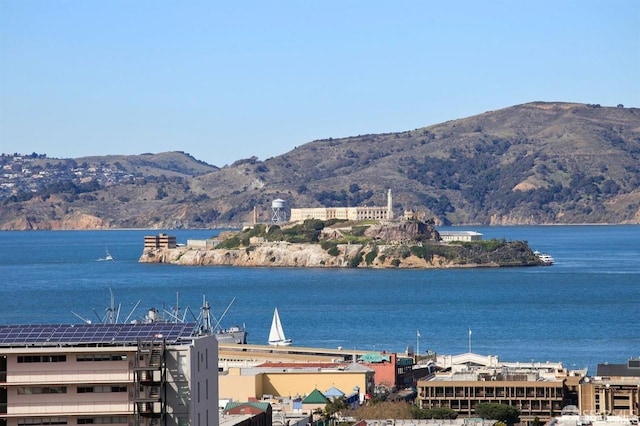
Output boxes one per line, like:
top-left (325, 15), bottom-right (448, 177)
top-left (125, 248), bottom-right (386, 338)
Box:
top-left (1, 102), bottom-right (639, 229)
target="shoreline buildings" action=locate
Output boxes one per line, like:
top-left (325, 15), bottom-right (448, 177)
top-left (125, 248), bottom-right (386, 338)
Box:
top-left (2, 320), bottom-right (638, 426)
top-left (416, 353), bottom-right (640, 424)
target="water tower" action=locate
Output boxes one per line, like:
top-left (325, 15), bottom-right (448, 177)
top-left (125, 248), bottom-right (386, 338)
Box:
top-left (271, 198), bottom-right (287, 224)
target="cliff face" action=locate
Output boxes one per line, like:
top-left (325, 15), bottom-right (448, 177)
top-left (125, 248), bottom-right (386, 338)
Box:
top-left (2, 212), bottom-right (109, 230)
top-left (140, 243), bottom-right (449, 268)
top-left (139, 240), bottom-right (541, 269)
top-left (363, 221), bottom-right (440, 242)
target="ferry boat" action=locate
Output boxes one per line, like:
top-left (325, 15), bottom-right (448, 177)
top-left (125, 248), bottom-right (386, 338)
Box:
top-left (534, 250), bottom-right (555, 265)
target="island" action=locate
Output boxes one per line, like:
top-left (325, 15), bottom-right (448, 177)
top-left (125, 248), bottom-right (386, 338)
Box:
top-left (138, 219), bottom-right (545, 268)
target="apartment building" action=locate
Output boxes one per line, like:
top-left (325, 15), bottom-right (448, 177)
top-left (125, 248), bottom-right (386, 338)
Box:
top-left (0, 322), bottom-right (218, 426)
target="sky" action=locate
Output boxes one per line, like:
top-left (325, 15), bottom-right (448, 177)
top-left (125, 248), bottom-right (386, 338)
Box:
top-left (1, 1), bottom-right (639, 167)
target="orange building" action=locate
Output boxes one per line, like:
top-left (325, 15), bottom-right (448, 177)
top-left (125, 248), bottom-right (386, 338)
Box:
top-left (359, 352), bottom-right (416, 389)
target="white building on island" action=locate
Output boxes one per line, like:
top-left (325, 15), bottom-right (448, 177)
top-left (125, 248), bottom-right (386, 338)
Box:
top-left (290, 189), bottom-right (394, 222)
top-left (438, 230), bottom-right (483, 242)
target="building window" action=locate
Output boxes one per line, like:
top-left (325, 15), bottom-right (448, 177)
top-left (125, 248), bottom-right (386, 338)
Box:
top-left (18, 418), bottom-right (67, 425)
top-left (77, 354), bottom-right (126, 362)
top-left (77, 417), bottom-right (127, 424)
top-left (178, 354), bottom-right (188, 378)
top-left (77, 386), bottom-right (127, 393)
top-left (17, 355), bottom-right (66, 363)
top-left (178, 385), bottom-right (189, 406)
top-left (17, 387), bottom-right (67, 395)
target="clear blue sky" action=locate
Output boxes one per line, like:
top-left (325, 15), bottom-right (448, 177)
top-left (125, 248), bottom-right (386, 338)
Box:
top-left (1, 0), bottom-right (639, 167)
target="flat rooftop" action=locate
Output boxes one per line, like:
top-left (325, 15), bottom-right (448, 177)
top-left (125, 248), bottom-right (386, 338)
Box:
top-left (0, 322), bottom-right (199, 347)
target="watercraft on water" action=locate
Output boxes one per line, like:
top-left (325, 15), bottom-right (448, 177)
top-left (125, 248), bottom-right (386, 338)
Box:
top-left (215, 325), bottom-right (247, 344)
top-left (268, 307), bottom-right (292, 346)
top-left (534, 250), bottom-right (555, 265)
top-left (97, 249), bottom-right (114, 261)
top-left (72, 290), bottom-right (247, 344)
top-left (202, 298), bottom-right (247, 344)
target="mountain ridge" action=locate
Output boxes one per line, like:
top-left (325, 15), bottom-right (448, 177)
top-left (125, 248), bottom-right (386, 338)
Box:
top-left (2, 101), bottom-right (639, 230)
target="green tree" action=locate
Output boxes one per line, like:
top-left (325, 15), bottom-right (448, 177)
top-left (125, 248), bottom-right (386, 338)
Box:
top-left (364, 246), bottom-right (378, 265)
top-left (411, 406), bottom-right (458, 419)
top-left (348, 252), bottom-right (363, 267)
top-left (324, 397), bottom-right (347, 421)
top-left (475, 403), bottom-right (520, 425)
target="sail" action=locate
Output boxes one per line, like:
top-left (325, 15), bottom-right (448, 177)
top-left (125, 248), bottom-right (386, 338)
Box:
top-left (268, 308), bottom-right (291, 346)
top-left (268, 308), bottom-right (284, 342)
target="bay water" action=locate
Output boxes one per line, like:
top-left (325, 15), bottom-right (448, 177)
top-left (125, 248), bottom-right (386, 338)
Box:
top-left (1, 225), bottom-right (638, 374)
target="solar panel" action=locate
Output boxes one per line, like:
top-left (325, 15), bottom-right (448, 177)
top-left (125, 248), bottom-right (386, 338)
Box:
top-left (0, 322), bottom-right (198, 346)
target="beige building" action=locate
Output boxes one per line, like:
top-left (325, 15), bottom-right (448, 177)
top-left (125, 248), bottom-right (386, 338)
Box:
top-left (579, 359), bottom-right (640, 417)
top-left (219, 362), bottom-right (374, 413)
top-left (290, 190), bottom-right (394, 223)
top-left (0, 322), bottom-right (218, 426)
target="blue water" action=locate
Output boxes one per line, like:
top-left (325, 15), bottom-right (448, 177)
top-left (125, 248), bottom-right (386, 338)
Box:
top-left (1, 226), bottom-right (638, 374)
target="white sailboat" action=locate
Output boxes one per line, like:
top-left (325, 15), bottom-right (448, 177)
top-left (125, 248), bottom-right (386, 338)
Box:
top-left (97, 248), bottom-right (114, 261)
top-left (104, 249), bottom-right (114, 261)
top-left (268, 308), bottom-right (292, 346)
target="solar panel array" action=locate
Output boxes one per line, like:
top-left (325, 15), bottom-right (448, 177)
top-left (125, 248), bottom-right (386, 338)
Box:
top-left (0, 322), bottom-right (198, 346)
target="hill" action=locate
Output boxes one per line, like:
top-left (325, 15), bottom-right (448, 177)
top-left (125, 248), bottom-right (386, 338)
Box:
top-left (1, 102), bottom-right (639, 230)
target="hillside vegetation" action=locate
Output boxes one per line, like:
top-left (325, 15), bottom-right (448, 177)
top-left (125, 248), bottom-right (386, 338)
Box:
top-left (1, 102), bottom-right (639, 230)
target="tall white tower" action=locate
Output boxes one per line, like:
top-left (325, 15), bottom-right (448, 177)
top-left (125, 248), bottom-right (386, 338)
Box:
top-left (387, 189), bottom-right (393, 220)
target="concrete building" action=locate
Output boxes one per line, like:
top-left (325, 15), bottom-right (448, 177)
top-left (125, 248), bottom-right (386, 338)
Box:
top-left (579, 358), bottom-right (640, 417)
top-left (416, 353), bottom-right (585, 424)
top-left (290, 190), bottom-right (393, 223)
top-left (144, 233), bottom-right (177, 249)
top-left (0, 322), bottom-right (218, 426)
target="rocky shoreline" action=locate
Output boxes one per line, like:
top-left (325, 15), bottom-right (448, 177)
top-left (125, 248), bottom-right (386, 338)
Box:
top-left (139, 220), bottom-right (544, 268)
top-left (138, 240), bottom-right (543, 269)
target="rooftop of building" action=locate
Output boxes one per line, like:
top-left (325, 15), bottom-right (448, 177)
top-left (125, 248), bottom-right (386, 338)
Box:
top-left (422, 352), bottom-right (586, 383)
top-left (596, 358), bottom-right (640, 377)
top-left (226, 361), bottom-right (374, 376)
top-left (219, 413), bottom-right (255, 426)
top-left (0, 322), bottom-right (200, 348)
top-left (428, 369), bottom-right (566, 383)
top-left (438, 230), bottom-right (483, 236)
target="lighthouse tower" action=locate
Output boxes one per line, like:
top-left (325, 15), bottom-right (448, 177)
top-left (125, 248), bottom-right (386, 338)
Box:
top-left (387, 189), bottom-right (393, 220)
